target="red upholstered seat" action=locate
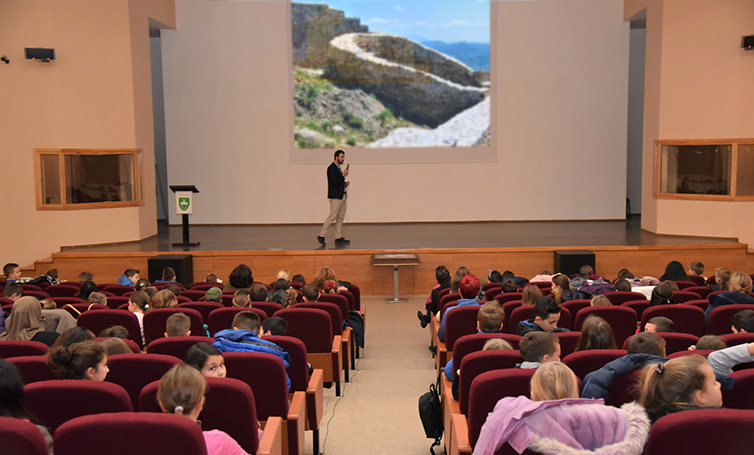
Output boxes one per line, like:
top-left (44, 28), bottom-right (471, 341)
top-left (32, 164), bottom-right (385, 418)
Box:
top-left (667, 349), bottom-right (715, 359)
top-left (46, 285), bottom-right (81, 297)
top-left (501, 300), bottom-right (522, 332)
top-left (440, 292), bottom-right (461, 312)
top-left (674, 280), bottom-right (697, 290)
top-left (620, 299), bottom-right (651, 319)
top-left (451, 333), bottom-right (522, 375)
top-left (105, 353), bottom-right (180, 410)
top-left (623, 332), bottom-right (699, 354)
top-left (707, 304), bottom-right (754, 335)
top-left (720, 332), bottom-right (754, 346)
top-left (672, 290), bottom-right (702, 303)
top-left (722, 369), bottom-right (754, 410)
top-left (683, 299), bottom-right (710, 311)
top-left (7, 355), bottom-right (55, 383)
top-left (317, 294), bottom-right (348, 323)
top-left (25, 379), bottom-right (132, 432)
top-left (641, 304), bottom-right (705, 336)
top-left (0, 416), bottom-right (50, 455)
top-left (605, 369), bottom-right (642, 407)
top-left (104, 295), bottom-right (130, 310)
top-left (509, 306), bottom-right (571, 334)
top-left (250, 301), bottom-right (284, 318)
top-left (494, 292), bottom-right (523, 305)
top-left (102, 285), bottom-right (134, 296)
top-left (0, 340), bottom-right (49, 358)
top-left (53, 412), bottom-right (208, 455)
top-left (295, 301), bottom-right (353, 377)
top-left (445, 305), bottom-right (483, 351)
top-left (603, 291), bottom-right (647, 305)
top-left (207, 307), bottom-right (266, 337)
top-left (573, 306), bottom-right (637, 345)
top-left (178, 301), bottom-right (224, 321)
top-left (76, 309), bottom-right (143, 349)
top-left (21, 290), bottom-right (51, 300)
top-left (683, 286), bottom-right (712, 299)
top-left (562, 349), bottom-right (628, 379)
top-left (338, 289), bottom-right (356, 311)
top-left (459, 350), bottom-right (524, 416)
top-left (347, 283), bottom-right (362, 311)
top-left (18, 284), bottom-right (44, 292)
top-left (688, 275), bottom-right (706, 286)
top-left (644, 409), bottom-right (754, 455)
top-left (146, 336), bottom-right (215, 359)
top-left (94, 337), bottom-right (140, 353)
top-left (181, 289), bottom-right (206, 301)
top-left (561, 299), bottom-right (591, 318)
top-left (142, 308), bottom-right (205, 344)
top-left (555, 331), bottom-right (582, 358)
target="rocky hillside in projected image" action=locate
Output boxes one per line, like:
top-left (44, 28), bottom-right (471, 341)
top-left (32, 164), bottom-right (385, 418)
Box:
top-left (292, 2), bottom-right (490, 149)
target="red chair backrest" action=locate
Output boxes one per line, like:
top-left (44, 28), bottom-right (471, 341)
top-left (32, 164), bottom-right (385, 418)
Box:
top-left (620, 299), bottom-right (651, 319)
top-left (644, 409), bottom-right (754, 455)
top-left (265, 335), bottom-right (310, 392)
top-left (76, 309), bottom-right (143, 349)
top-left (458, 350), bottom-right (524, 415)
top-left (274, 307), bottom-right (333, 353)
top-left (674, 281), bottom-right (697, 290)
top-left (146, 336), bottom-right (215, 359)
top-left (603, 291), bottom-right (647, 305)
top-left (177, 301), bottom-right (223, 321)
top-left (105, 353), bottom-right (180, 410)
top-left (46, 285), bottom-right (80, 297)
top-left (722, 369), bottom-right (754, 409)
top-left (0, 416), bottom-right (49, 455)
top-left (250, 301), bottom-right (283, 318)
top-left (295, 302), bottom-right (343, 335)
top-left (445, 305), bottom-right (482, 350)
top-left (605, 369), bottom-right (643, 407)
top-left (318, 294), bottom-right (348, 322)
top-left (338, 289), bottom-right (356, 311)
top-left (683, 299), bottom-right (709, 311)
top-left (688, 275), bottom-right (706, 286)
top-left (222, 352), bottom-right (289, 421)
top-left (655, 332), bottom-right (699, 354)
top-left (60, 303), bottom-right (108, 319)
top-left (451, 333), bottom-right (522, 373)
top-left (672, 291), bottom-right (702, 303)
top-left (501, 300), bottom-right (522, 331)
top-left (555, 331), bottom-right (582, 358)
top-left (573, 306), bottom-right (638, 345)
top-left (25, 379), bottom-right (132, 431)
top-left (495, 292), bottom-right (523, 305)
top-left (561, 299), bottom-right (591, 318)
top-left (347, 283), bottom-right (362, 311)
top-left (683, 286), bottom-right (712, 299)
top-left (102, 285), bottom-right (134, 296)
top-left (641, 304), bottom-right (705, 336)
top-left (94, 337), bottom-right (140, 353)
top-left (142, 308), bottom-right (205, 344)
top-left (104, 296), bottom-right (130, 310)
top-left (667, 349), bottom-right (714, 359)
top-left (0, 340), bottom-right (49, 358)
top-left (7, 355), bottom-right (55, 383)
top-left (53, 412), bottom-right (207, 455)
top-left (562, 349), bottom-right (628, 379)
top-left (719, 332), bottom-right (754, 346)
top-left (467, 369), bottom-right (535, 448)
top-left (206, 307), bottom-right (266, 337)
top-left (707, 304), bottom-right (754, 335)
top-left (181, 290), bottom-right (206, 300)
top-left (440, 292), bottom-right (461, 312)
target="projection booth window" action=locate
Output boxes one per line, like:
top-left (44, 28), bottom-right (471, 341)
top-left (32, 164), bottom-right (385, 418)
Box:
top-left (34, 149), bottom-right (143, 210)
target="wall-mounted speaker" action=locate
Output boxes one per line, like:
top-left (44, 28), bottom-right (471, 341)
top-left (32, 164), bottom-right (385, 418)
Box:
top-left (743, 35), bottom-right (754, 50)
top-left (25, 47), bottom-right (55, 61)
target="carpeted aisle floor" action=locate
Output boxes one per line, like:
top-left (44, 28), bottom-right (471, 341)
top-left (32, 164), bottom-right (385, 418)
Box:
top-left (305, 295), bottom-right (438, 455)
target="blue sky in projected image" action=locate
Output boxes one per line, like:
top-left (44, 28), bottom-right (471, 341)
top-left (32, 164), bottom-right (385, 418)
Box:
top-left (296, 0), bottom-right (490, 43)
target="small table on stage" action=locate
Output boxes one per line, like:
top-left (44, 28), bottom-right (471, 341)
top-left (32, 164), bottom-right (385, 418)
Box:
top-left (371, 253), bottom-right (420, 303)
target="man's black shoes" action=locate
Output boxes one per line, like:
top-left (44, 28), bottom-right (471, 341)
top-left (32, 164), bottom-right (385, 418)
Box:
top-left (335, 237), bottom-right (351, 244)
top-left (417, 311), bottom-right (430, 328)
top-left (317, 236), bottom-right (326, 246)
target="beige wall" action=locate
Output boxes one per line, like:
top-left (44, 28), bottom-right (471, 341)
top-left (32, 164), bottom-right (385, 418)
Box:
top-left (0, 0), bottom-right (174, 267)
top-left (162, 0), bottom-right (630, 225)
top-left (627, 0), bottom-right (754, 245)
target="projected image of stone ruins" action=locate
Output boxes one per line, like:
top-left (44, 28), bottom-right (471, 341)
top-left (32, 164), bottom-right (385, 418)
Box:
top-left (292, 3), bottom-right (490, 148)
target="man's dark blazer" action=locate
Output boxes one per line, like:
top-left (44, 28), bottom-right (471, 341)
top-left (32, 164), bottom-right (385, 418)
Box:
top-left (327, 162), bottom-right (346, 199)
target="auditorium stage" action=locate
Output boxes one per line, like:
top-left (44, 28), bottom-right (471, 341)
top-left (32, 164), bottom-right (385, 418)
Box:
top-left (38, 217), bottom-right (752, 296)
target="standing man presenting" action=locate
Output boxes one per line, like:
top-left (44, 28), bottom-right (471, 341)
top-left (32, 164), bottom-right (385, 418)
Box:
top-left (318, 150), bottom-right (350, 246)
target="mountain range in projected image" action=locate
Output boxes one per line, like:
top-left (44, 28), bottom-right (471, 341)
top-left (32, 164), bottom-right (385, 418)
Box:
top-left (291, 0), bottom-right (491, 149)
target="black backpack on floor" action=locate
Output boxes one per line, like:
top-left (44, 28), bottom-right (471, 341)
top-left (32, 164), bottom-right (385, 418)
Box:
top-left (418, 375), bottom-right (443, 454)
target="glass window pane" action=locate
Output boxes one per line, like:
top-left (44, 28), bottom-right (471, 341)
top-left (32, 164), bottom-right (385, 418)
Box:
top-left (64, 154), bottom-right (136, 204)
top-left (736, 144), bottom-right (754, 196)
top-left (40, 154), bottom-right (61, 204)
top-left (660, 144), bottom-right (731, 195)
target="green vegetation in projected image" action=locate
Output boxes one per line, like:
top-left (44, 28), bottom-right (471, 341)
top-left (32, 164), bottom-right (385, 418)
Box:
top-left (291, 0), bottom-right (490, 149)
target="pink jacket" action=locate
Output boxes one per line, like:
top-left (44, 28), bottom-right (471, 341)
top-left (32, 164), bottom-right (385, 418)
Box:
top-left (473, 396), bottom-right (649, 455)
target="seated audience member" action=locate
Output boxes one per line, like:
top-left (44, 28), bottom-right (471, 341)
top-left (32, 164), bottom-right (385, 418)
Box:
top-left (313, 266), bottom-right (347, 294)
top-left (79, 271), bottom-right (94, 282)
top-left (614, 278), bottom-right (632, 292)
top-left (708, 341), bottom-right (754, 376)
top-left (185, 342), bottom-right (227, 378)
top-left (449, 334), bottom-right (513, 401)
top-left (134, 278), bottom-right (150, 292)
top-left (517, 297), bottom-right (569, 336)
top-left (157, 364), bottom-right (251, 455)
top-left (212, 311), bottom-right (291, 390)
top-left (276, 269), bottom-right (290, 281)
top-left (232, 289), bottom-right (251, 308)
top-left (575, 316), bottom-right (617, 351)
top-left (649, 284), bottom-right (673, 306)
top-left (45, 269), bottom-right (59, 285)
top-left (155, 267), bottom-right (178, 283)
top-left (705, 272), bottom-right (754, 322)
top-left (659, 260), bottom-right (690, 282)
top-left (52, 327), bottom-right (95, 349)
top-left (645, 316), bottom-right (675, 333)
top-left (488, 270), bottom-right (503, 284)
top-left (301, 284), bottom-right (319, 302)
top-left (500, 278), bottom-right (518, 293)
top-left (291, 274), bottom-right (306, 285)
top-left (205, 273), bottom-right (221, 283)
top-left (551, 274), bottom-right (581, 304)
top-left (3, 282), bottom-right (23, 301)
top-left (250, 284), bottom-right (269, 302)
top-left (47, 340), bottom-right (109, 381)
top-left (731, 309), bottom-right (754, 333)
top-left (449, 276), bottom-right (461, 294)
top-left (474, 361), bottom-right (649, 455)
top-left (40, 299), bottom-right (56, 310)
top-left (0, 297), bottom-right (59, 346)
top-left (418, 265), bottom-right (451, 328)
top-left (437, 275), bottom-right (482, 342)
top-left (127, 290), bottom-right (149, 344)
top-left (87, 292), bottom-right (108, 307)
top-left (590, 294), bottom-right (611, 307)
top-left (226, 264), bottom-right (254, 291)
top-left (2, 263), bottom-right (21, 283)
top-left (166, 313), bottom-right (191, 337)
top-left (204, 287), bottom-right (223, 304)
top-left (638, 355), bottom-right (722, 424)
top-left (576, 264), bottom-right (608, 282)
top-left (78, 281), bottom-right (98, 301)
top-left (0, 359), bottom-right (54, 452)
top-left (267, 279), bottom-right (291, 306)
top-left (455, 266), bottom-right (470, 280)
top-left (690, 335), bottom-right (727, 351)
top-left (98, 325), bottom-right (129, 339)
top-left (100, 337), bottom-right (132, 355)
top-left (163, 283), bottom-right (182, 297)
top-left (659, 280), bottom-right (679, 292)
top-left (518, 332), bottom-right (561, 369)
top-left (581, 332), bottom-right (667, 399)
top-left (521, 284), bottom-right (543, 306)
top-left (117, 268), bottom-right (140, 286)
top-left (710, 267), bottom-right (732, 292)
top-left (443, 301), bottom-right (505, 380)
top-left (688, 261), bottom-right (706, 279)
top-left (502, 270), bottom-right (529, 288)
top-left (261, 316), bottom-right (288, 336)
top-left (151, 289), bottom-right (178, 309)
top-left (143, 286), bottom-right (159, 299)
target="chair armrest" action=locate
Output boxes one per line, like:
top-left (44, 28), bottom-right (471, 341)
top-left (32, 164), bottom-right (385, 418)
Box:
top-left (257, 416), bottom-right (283, 455)
top-left (306, 369), bottom-right (324, 430)
top-left (436, 339), bottom-right (448, 371)
top-left (450, 413), bottom-right (472, 455)
top-left (287, 391), bottom-right (306, 455)
top-left (332, 335), bottom-right (342, 354)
